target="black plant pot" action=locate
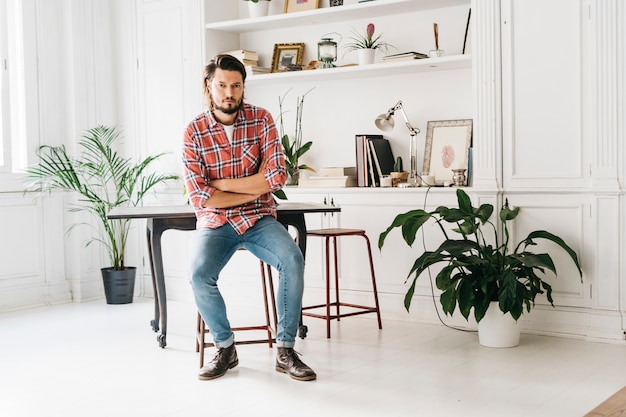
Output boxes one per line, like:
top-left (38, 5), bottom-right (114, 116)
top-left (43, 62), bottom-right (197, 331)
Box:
top-left (101, 267), bottom-right (136, 304)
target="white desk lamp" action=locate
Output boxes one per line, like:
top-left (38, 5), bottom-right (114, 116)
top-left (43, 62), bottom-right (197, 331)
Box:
top-left (375, 100), bottom-right (420, 187)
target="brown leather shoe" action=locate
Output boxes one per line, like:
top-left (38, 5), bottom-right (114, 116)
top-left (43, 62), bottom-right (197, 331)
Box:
top-left (275, 347), bottom-right (316, 381)
top-left (198, 344), bottom-right (238, 380)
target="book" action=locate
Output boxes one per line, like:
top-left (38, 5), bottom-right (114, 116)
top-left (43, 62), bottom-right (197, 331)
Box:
top-left (355, 134), bottom-right (383, 187)
top-left (366, 144), bottom-right (377, 187)
top-left (245, 65), bottom-right (271, 76)
top-left (382, 51), bottom-right (428, 61)
top-left (367, 137), bottom-right (395, 177)
top-left (318, 166), bottom-right (357, 177)
top-left (365, 137), bottom-right (395, 187)
top-left (220, 49), bottom-right (259, 61)
top-left (298, 176), bottom-right (357, 188)
top-left (242, 59), bottom-right (259, 66)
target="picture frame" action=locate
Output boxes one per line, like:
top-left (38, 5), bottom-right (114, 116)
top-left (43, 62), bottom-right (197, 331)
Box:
top-left (422, 119), bottom-right (473, 185)
top-left (271, 43), bottom-right (305, 73)
top-left (284, 0), bottom-right (319, 14)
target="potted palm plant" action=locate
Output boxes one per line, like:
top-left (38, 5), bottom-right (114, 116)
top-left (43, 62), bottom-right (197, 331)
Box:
top-left (378, 189), bottom-right (583, 346)
top-left (24, 125), bottom-right (180, 304)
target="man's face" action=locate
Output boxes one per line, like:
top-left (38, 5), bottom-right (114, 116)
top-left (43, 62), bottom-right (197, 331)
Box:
top-left (208, 68), bottom-right (244, 115)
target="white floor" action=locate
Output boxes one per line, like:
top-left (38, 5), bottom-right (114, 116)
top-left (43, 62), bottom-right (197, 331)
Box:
top-left (1, 297), bottom-right (625, 417)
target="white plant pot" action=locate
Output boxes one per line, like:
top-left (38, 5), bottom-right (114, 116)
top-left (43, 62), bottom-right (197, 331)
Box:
top-left (478, 302), bottom-right (520, 348)
top-left (248, 0), bottom-right (270, 18)
top-left (357, 48), bottom-right (376, 65)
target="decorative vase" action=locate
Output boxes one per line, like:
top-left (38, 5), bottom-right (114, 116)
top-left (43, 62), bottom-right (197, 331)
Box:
top-left (286, 168), bottom-right (300, 186)
top-left (247, 0), bottom-right (270, 18)
top-left (478, 301), bottom-right (520, 348)
top-left (452, 168), bottom-right (467, 187)
top-left (357, 48), bottom-right (376, 65)
top-left (101, 267), bottom-right (136, 305)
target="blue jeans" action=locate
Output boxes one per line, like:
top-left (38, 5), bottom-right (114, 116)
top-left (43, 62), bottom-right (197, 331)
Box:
top-left (189, 216), bottom-right (304, 349)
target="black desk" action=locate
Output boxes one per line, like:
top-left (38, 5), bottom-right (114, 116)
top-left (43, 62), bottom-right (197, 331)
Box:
top-left (108, 202), bottom-right (340, 348)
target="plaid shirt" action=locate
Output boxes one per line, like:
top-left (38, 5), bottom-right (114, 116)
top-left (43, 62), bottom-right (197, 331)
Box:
top-left (182, 103), bottom-right (286, 234)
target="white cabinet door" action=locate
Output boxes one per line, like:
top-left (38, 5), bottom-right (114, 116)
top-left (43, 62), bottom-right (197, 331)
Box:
top-left (501, 0), bottom-right (588, 189)
top-left (135, 0), bottom-right (203, 178)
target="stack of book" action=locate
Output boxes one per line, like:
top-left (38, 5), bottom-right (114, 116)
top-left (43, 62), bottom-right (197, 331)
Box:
top-left (382, 51), bottom-right (429, 62)
top-left (297, 167), bottom-right (357, 188)
top-left (219, 49), bottom-right (270, 75)
top-left (355, 135), bottom-right (395, 187)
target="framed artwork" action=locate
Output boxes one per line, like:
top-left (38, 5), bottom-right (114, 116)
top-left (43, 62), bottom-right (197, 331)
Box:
top-left (284, 0), bottom-right (319, 14)
top-left (423, 119), bottom-right (473, 185)
top-left (271, 43), bottom-right (305, 72)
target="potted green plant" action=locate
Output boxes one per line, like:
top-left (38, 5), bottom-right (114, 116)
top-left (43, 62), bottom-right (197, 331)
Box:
top-left (378, 189), bottom-right (583, 345)
top-left (23, 125), bottom-right (180, 304)
top-left (244, 0), bottom-right (271, 18)
top-left (278, 88), bottom-right (315, 186)
top-left (344, 22), bottom-right (395, 65)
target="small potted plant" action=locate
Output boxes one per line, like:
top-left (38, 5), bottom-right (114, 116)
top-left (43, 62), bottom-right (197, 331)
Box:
top-left (278, 88), bottom-right (316, 185)
top-left (244, 0), bottom-right (271, 18)
top-left (390, 156), bottom-right (408, 187)
top-left (378, 189), bottom-right (583, 347)
top-left (344, 22), bottom-right (395, 65)
top-left (24, 125), bottom-right (180, 304)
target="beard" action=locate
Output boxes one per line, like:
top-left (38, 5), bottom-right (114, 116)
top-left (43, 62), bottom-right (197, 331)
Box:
top-left (213, 97), bottom-right (243, 115)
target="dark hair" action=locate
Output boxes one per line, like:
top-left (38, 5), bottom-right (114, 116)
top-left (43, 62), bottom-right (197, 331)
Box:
top-left (204, 54), bottom-right (247, 84)
top-left (203, 54), bottom-right (247, 109)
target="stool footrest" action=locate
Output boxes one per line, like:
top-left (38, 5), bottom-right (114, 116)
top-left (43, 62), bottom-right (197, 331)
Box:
top-left (196, 328), bottom-right (276, 348)
top-left (302, 302), bottom-right (379, 321)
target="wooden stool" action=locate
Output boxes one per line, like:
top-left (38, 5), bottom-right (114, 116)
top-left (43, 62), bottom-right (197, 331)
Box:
top-left (195, 261), bottom-right (277, 368)
top-left (302, 228), bottom-right (382, 338)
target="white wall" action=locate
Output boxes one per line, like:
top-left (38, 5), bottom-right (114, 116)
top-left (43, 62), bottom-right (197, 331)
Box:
top-left (1, 0), bottom-right (625, 344)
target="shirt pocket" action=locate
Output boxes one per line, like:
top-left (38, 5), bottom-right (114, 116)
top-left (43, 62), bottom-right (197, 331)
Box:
top-left (241, 143), bottom-right (260, 173)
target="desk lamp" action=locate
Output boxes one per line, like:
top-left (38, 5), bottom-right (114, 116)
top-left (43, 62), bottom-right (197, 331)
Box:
top-left (375, 100), bottom-right (420, 187)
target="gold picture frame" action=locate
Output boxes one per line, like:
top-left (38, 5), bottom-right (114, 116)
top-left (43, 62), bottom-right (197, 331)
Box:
top-left (423, 119), bottom-right (473, 185)
top-left (284, 0), bottom-right (319, 14)
top-left (271, 43), bottom-right (305, 73)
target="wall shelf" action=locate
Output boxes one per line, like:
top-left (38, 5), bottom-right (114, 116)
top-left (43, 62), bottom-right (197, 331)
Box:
top-left (205, 0), bottom-right (469, 33)
top-left (247, 54), bottom-right (471, 84)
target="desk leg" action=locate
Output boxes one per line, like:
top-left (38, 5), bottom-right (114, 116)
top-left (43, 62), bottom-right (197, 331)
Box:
top-left (146, 223), bottom-right (160, 333)
top-left (147, 219), bottom-right (168, 348)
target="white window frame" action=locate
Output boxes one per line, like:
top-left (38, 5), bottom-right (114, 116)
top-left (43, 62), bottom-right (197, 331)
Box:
top-left (0, 0), bottom-right (27, 180)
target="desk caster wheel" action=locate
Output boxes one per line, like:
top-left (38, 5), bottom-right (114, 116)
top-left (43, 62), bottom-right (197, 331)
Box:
top-left (157, 334), bottom-right (167, 348)
top-left (150, 319), bottom-right (159, 332)
top-left (298, 325), bottom-right (308, 339)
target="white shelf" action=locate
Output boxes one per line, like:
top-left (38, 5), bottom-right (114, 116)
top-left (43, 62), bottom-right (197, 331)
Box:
top-left (205, 0), bottom-right (470, 33)
top-left (246, 54), bottom-right (471, 84)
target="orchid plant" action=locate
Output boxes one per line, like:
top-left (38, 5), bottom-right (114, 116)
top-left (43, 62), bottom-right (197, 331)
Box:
top-left (344, 23), bottom-right (394, 53)
top-left (277, 88), bottom-right (315, 185)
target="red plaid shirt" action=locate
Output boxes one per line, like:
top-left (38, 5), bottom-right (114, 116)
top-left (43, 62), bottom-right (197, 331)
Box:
top-left (182, 104), bottom-right (286, 234)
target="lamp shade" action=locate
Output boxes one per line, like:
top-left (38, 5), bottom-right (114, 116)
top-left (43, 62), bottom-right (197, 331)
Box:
top-left (375, 114), bottom-right (395, 131)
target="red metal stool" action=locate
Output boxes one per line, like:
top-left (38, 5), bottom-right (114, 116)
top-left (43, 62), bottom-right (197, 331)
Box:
top-left (302, 228), bottom-right (382, 338)
top-left (196, 261), bottom-right (277, 368)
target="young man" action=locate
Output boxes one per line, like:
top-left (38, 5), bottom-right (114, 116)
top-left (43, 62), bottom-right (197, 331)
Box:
top-left (181, 54), bottom-right (316, 381)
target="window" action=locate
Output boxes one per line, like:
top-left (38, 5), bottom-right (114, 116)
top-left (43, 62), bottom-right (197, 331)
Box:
top-left (0, 0), bottom-right (26, 175)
